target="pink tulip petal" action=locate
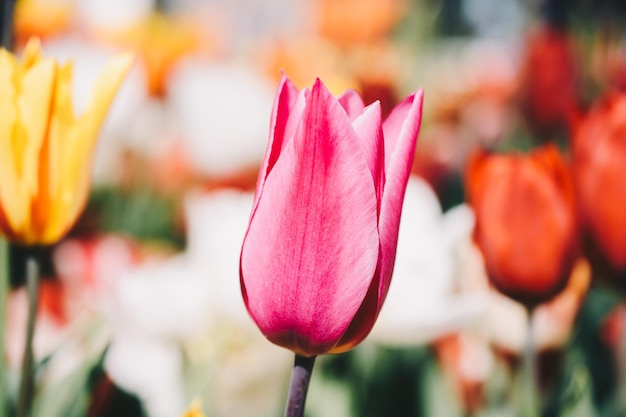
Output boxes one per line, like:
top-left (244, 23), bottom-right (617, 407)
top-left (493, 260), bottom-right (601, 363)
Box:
top-left (281, 88), bottom-right (309, 156)
top-left (331, 268), bottom-right (380, 352)
top-left (378, 89), bottom-right (424, 301)
top-left (338, 89), bottom-right (366, 121)
top-left (253, 74), bottom-right (299, 208)
top-left (333, 90), bottom-right (423, 350)
top-left (241, 79), bottom-right (379, 355)
top-left (352, 101), bottom-right (385, 205)
top-left (382, 90), bottom-right (423, 169)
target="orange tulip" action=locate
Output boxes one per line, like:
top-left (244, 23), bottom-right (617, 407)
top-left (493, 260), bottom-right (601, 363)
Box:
top-left (100, 13), bottom-right (198, 97)
top-left (14, 0), bottom-right (72, 46)
top-left (466, 145), bottom-right (578, 308)
top-left (315, 0), bottom-right (405, 45)
top-left (573, 92), bottom-right (626, 280)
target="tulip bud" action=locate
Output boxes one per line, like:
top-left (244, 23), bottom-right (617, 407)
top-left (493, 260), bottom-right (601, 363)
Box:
top-left (240, 74), bottom-right (423, 356)
top-left (466, 145), bottom-right (578, 308)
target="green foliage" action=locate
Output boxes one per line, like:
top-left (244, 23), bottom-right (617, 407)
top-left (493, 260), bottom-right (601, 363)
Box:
top-left (29, 318), bottom-right (144, 417)
top-left (84, 186), bottom-right (184, 248)
top-left (303, 285), bottom-right (623, 417)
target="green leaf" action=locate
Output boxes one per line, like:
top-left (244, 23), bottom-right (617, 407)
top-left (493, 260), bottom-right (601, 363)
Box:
top-left (30, 319), bottom-right (109, 417)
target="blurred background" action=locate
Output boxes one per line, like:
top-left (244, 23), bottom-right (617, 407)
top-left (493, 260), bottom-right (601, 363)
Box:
top-left (4, 0), bottom-right (626, 416)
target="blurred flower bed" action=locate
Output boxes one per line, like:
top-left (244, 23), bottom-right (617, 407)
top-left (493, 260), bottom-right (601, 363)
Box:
top-left (3, 0), bottom-right (626, 416)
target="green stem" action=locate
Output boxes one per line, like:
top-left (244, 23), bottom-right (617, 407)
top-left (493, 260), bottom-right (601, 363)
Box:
top-left (16, 257), bottom-right (40, 417)
top-left (0, 239), bottom-right (9, 416)
top-left (284, 354), bottom-right (316, 417)
top-left (523, 308), bottom-right (538, 417)
top-left (617, 305), bottom-right (626, 416)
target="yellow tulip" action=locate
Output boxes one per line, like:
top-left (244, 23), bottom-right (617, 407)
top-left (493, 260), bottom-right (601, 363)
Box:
top-left (0, 38), bottom-right (133, 245)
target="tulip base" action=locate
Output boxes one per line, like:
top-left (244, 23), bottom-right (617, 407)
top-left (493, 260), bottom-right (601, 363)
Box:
top-left (284, 354), bottom-right (316, 417)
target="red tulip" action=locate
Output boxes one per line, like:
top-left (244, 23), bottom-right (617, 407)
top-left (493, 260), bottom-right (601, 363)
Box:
top-left (522, 25), bottom-right (579, 137)
top-left (573, 93), bottom-right (626, 278)
top-left (466, 145), bottom-right (578, 308)
top-left (240, 74), bottom-right (423, 356)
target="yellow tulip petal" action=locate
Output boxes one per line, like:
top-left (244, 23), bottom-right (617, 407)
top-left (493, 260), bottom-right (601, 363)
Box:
top-left (45, 53), bottom-right (133, 243)
top-left (45, 61), bottom-right (74, 198)
top-left (0, 50), bottom-right (18, 145)
top-left (37, 61), bottom-right (76, 243)
top-left (79, 52), bottom-right (134, 145)
top-left (53, 61), bottom-right (75, 123)
top-left (0, 49), bottom-right (26, 235)
top-left (0, 59), bottom-right (55, 243)
top-left (41, 128), bottom-right (84, 244)
top-left (57, 54), bottom-right (132, 180)
top-left (21, 37), bottom-right (43, 69)
top-left (19, 58), bottom-right (55, 194)
top-left (62, 52), bottom-right (133, 194)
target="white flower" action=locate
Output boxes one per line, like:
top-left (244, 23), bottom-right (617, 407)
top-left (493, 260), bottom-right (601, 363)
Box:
top-left (104, 255), bottom-right (212, 416)
top-left (168, 62), bottom-right (275, 177)
top-left (369, 176), bottom-right (486, 346)
top-left (105, 188), bottom-right (292, 417)
top-left (184, 188), bottom-right (255, 326)
top-left (74, 0), bottom-right (154, 31)
top-left (106, 337), bottom-right (185, 417)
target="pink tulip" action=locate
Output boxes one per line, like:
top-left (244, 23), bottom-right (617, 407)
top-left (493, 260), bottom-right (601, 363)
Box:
top-left (240, 74), bottom-right (423, 357)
